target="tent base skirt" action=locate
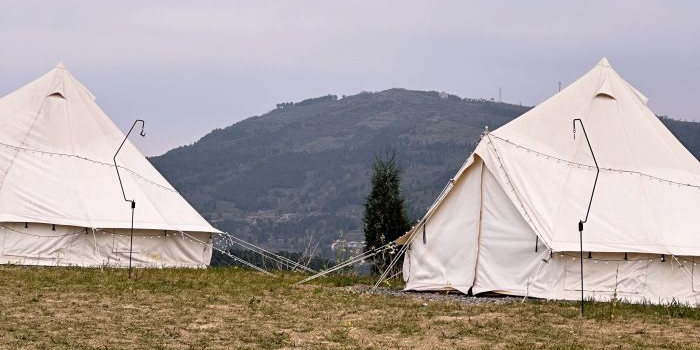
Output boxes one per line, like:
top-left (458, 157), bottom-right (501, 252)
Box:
top-left (0, 222), bottom-right (212, 268)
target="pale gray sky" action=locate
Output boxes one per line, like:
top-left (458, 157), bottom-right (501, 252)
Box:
top-left (1, 1), bottom-right (698, 155)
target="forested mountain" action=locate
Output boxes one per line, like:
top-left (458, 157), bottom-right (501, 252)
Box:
top-left (151, 89), bottom-right (700, 257)
top-left (659, 117), bottom-right (700, 157)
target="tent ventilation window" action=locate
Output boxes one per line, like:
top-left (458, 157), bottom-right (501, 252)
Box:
top-left (48, 92), bottom-right (65, 99)
top-left (595, 77), bottom-right (616, 100)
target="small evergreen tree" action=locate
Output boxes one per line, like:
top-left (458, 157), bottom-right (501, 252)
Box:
top-left (362, 148), bottom-right (411, 274)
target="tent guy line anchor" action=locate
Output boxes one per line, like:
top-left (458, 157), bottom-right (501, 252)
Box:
top-left (573, 118), bottom-right (599, 317)
top-left (113, 119), bottom-right (146, 279)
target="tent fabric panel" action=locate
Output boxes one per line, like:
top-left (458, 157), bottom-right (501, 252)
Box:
top-left (478, 136), bottom-right (565, 249)
top-left (396, 154), bottom-right (478, 246)
top-left (485, 58), bottom-right (700, 255)
top-left (403, 159), bottom-right (483, 294)
top-left (525, 253), bottom-right (700, 305)
top-left (615, 259), bottom-right (650, 294)
top-left (0, 222), bottom-right (212, 268)
top-left (0, 153), bottom-right (217, 232)
top-left (563, 258), bottom-right (618, 292)
top-left (692, 262), bottom-right (700, 292)
top-left (483, 135), bottom-right (700, 255)
top-left (472, 165), bottom-right (548, 295)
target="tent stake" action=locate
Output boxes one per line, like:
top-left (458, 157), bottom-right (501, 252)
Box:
top-left (113, 119), bottom-right (146, 279)
top-left (573, 118), bottom-right (599, 317)
top-left (129, 200), bottom-right (135, 277)
top-left (579, 220), bottom-right (584, 316)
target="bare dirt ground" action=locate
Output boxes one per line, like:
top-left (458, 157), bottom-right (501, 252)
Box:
top-left (0, 267), bottom-right (699, 349)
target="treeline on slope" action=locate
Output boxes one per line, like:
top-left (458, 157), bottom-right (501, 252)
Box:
top-left (151, 89), bottom-right (699, 258)
top-left (659, 116), bottom-right (700, 159)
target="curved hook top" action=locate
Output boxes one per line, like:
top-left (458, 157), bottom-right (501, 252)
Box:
top-left (138, 120), bottom-right (146, 137)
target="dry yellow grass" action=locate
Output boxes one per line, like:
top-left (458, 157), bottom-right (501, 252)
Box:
top-left (0, 266), bottom-right (699, 349)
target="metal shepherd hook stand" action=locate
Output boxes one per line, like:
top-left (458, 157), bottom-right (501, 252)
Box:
top-left (113, 120), bottom-right (146, 279)
top-left (572, 118), bottom-right (599, 317)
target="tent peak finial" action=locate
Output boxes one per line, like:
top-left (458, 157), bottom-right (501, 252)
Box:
top-left (597, 57), bottom-right (611, 68)
top-left (55, 61), bottom-right (66, 69)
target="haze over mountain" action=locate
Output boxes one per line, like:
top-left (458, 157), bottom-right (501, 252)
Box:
top-left (151, 89), bottom-right (700, 257)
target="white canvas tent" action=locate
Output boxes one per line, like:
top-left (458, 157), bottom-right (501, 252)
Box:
top-left (0, 63), bottom-right (219, 267)
top-left (400, 58), bottom-right (700, 305)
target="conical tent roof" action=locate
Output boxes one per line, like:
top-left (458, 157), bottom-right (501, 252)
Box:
top-left (0, 63), bottom-right (219, 233)
top-left (475, 58), bottom-right (700, 255)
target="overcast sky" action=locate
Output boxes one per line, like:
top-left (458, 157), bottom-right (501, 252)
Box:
top-left (1, 1), bottom-right (698, 155)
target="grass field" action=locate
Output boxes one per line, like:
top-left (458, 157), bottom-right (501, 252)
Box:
top-left (1, 266), bottom-right (699, 349)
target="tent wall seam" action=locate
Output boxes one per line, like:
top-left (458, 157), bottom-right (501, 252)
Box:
top-left (484, 133), bottom-right (548, 249)
top-left (488, 135), bottom-right (700, 189)
top-left (550, 81), bottom-right (599, 244)
top-left (0, 142), bottom-right (176, 192)
top-left (627, 83), bottom-right (700, 185)
top-left (614, 95), bottom-right (666, 251)
top-left (0, 92), bottom-right (53, 193)
top-left (472, 158), bottom-right (486, 289)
